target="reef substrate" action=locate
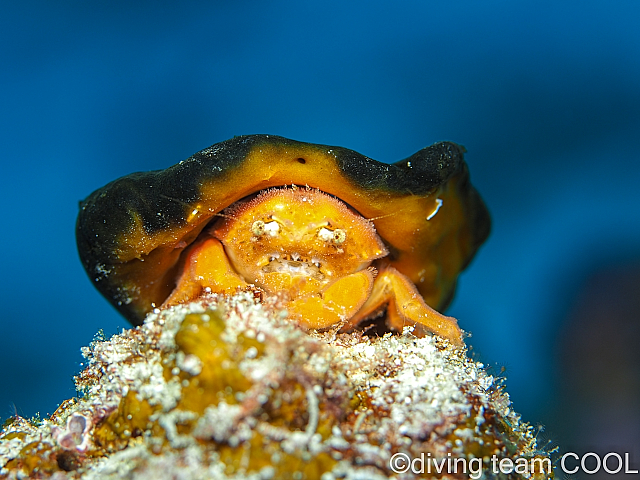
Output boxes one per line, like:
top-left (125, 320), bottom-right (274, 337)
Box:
top-left (0, 293), bottom-right (551, 479)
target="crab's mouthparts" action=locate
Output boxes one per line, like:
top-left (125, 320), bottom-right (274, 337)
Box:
top-left (262, 258), bottom-right (324, 279)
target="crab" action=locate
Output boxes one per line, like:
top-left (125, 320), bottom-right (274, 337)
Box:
top-left (164, 186), bottom-right (463, 343)
top-left (76, 135), bottom-right (490, 346)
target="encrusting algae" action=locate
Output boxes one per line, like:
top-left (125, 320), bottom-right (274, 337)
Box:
top-left (0, 292), bottom-right (553, 479)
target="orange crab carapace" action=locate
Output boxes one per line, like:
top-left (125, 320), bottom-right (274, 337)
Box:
top-left (165, 187), bottom-right (462, 345)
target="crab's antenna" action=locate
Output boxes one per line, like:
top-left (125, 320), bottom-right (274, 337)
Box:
top-left (368, 198), bottom-right (443, 223)
top-left (212, 211), bottom-right (237, 221)
top-left (367, 210), bottom-right (404, 222)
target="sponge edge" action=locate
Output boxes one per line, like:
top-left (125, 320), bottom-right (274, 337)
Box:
top-left (0, 294), bottom-right (551, 479)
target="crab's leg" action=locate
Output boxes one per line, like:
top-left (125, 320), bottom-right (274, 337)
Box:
top-left (344, 267), bottom-right (463, 346)
top-left (163, 235), bottom-right (248, 307)
top-left (286, 269), bottom-right (375, 330)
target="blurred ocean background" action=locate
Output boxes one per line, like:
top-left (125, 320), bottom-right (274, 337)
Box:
top-left (2, 0), bottom-right (639, 467)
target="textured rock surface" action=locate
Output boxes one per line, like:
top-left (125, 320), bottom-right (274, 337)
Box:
top-left (0, 293), bottom-right (552, 479)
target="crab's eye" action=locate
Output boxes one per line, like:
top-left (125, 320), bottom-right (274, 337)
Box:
top-left (318, 227), bottom-right (346, 245)
top-left (332, 229), bottom-right (346, 244)
top-left (253, 220), bottom-right (280, 237)
top-left (252, 220), bottom-right (265, 236)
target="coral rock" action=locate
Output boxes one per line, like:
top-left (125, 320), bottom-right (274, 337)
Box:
top-left (0, 293), bottom-right (552, 479)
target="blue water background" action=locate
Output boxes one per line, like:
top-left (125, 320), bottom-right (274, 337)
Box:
top-left (1, 1), bottom-right (639, 453)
